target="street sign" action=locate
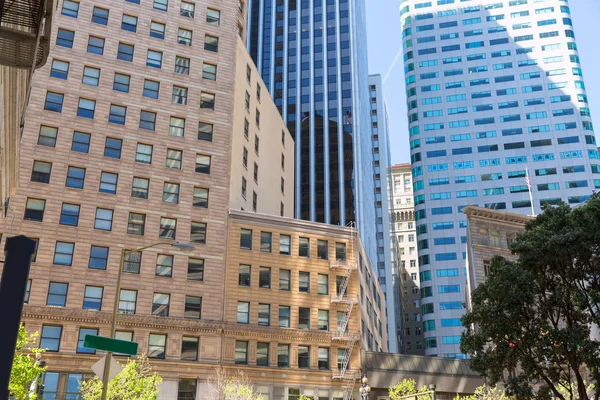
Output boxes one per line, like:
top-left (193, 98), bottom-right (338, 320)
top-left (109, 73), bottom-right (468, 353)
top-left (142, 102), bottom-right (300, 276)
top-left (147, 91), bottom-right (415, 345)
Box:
top-left (83, 335), bottom-right (138, 356)
top-left (91, 355), bottom-right (122, 382)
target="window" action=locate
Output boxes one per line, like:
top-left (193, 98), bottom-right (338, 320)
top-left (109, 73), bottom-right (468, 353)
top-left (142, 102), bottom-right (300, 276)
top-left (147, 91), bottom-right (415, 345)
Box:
top-left (99, 172), bottom-right (118, 194)
top-left (163, 182), bottom-right (179, 204)
top-left (318, 348), bottom-right (330, 370)
top-left (181, 1), bottom-right (194, 17)
top-left (207, 8), bottom-right (220, 24)
top-left (117, 43), bottom-right (134, 62)
top-left (94, 208), bottom-right (113, 231)
top-left (50, 60), bottom-right (69, 79)
top-left (277, 344), bottom-right (290, 367)
top-left (299, 272), bottom-right (310, 293)
top-left (24, 198), bottom-right (45, 221)
top-left (318, 274), bottom-right (329, 295)
top-left (159, 217), bottom-right (177, 240)
top-left (299, 307), bottom-right (310, 330)
top-left (140, 111), bottom-right (156, 131)
top-left (152, 293), bottom-right (170, 317)
top-left (181, 337), bottom-right (199, 360)
top-left (298, 346), bottom-right (310, 368)
top-left (279, 306), bottom-right (290, 328)
top-left (258, 304), bottom-right (270, 326)
top-left (172, 86), bottom-right (188, 105)
top-left (237, 301), bottom-right (250, 324)
top-left (195, 154), bottom-right (211, 174)
top-left (260, 232), bottom-right (272, 253)
top-left (179, 380), bottom-right (197, 400)
top-left (178, 28), bottom-right (192, 46)
top-left (336, 243), bottom-right (347, 261)
top-left (89, 246), bottom-right (108, 270)
top-left (242, 177), bottom-right (247, 198)
top-left (53, 242), bottom-right (74, 265)
top-left (62, 0), bottom-right (79, 17)
top-left (59, 203), bottom-right (80, 226)
top-left (255, 135), bottom-right (260, 153)
top-left (147, 50), bottom-right (163, 68)
top-left (136, 144), bottom-right (153, 164)
top-left (163, 149), bottom-right (182, 170)
top-left (239, 265), bottom-right (251, 286)
top-left (77, 98), bottom-right (96, 119)
top-left (87, 36), bottom-right (105, 55)
top-left (279, 269), bottom-right (290, 291)
top-left (40, 326), bottom-right (62, 351)
top-left (317, 240), bottom-right (328, 260)
top-left (153, 0), bottom-right (168, 11)
top-left (156, 254), bottom-right (173, 277)
top-left (187, 258), bottom-right (204, 281)
top-left (253, 163), bottom-right (258, 181)
top-left (132, 178), bottom-right (149, 199)
top-left (38, 126), bottom-right (58, 147)
top-left (190, 222), bottom-right (206, 244)
top-left (31, 161), bottom-right (52, 183)
top-left (104, 138), bottom-right (122, 159)
top-left (44, 92), bottom-right (63, 112)
top-left (190, 187), bottom-right (209, 209)
top-left (77, 328), bottom-right (99, 354)
top-left (24, 280), bottom-right (32, 303)
top-left (299, 237), bottom-right (310, 257)
top-left (255, 110), bottom-right (260, 127)
top-left (47, 282), bottom-right (68, 307)
top-left (150, 21), bottom-right (165, 39)
top-left (118, 289), bottom-right (137, 313)
top-left (252, 191), bottom-right (257, 211)
top-left (121, 15), bottom-right (138, 32)
top-left (239, 229), bottom-right (253, 250)
top-left (123, 251), bottom-right (141, 273)
top-left (200, 64), bottom-right (218, 83)
top-left (200, 92), bottom-right (215, 110)
top-left (148, 334), bottom-right (166, 359)
top-left (109, 104), bottom-right (127, 125)
top-left (257, 342), bottom-right (269, 366)
top-left (185, 295), bottom-right (202, 319)
top-left (143, 80), bottom-right (160, 99)
top-left (280, 234), bottom-right (290, 255)
top-left (204, 35), bottom-right (219, 52)
top-left (127, 212), bottom-right (146, 235)
top-left (259, 267), bottom-right (271, 288)
top-left (318, 310), bottom-right (329, 331)
top-left (235, 341), bottom-right (248, 364)
top-left (81, 66), bottom-right (100, 86)
top-left (175, 56), bottom-right (190, 74)
top-left (56, 29), bottom-right (74, 48)
top-left (92, 7), bottom-right (109, 25)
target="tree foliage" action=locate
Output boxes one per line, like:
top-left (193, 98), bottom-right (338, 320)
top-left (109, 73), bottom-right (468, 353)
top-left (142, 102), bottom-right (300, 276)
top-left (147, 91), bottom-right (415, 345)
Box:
top-left (206, 368), bottom-right (264, 400)
top-left (79, 355), bottom-right (162, 400)
top-left (388, 379), bottom-right (431, 400)
top-left (453, 386), bottom-right (509, 400)
top-left (461, 194), bottom-right (600, 400)
top-left (10, 324), bottom-right (46, 400)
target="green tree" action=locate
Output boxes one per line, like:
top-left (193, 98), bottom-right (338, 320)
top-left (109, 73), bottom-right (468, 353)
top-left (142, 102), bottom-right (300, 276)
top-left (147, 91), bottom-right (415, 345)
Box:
top-left (206, 368), bottom-right (264, 400)
top-left (10, 324), bottom-right (46, 400)
top-left (388, 379), bottom-right (431, 400)
top-left (79, 355), bottom-right (162, 400)
top-left (453, 385), bottom-right (509, 400)
top-left (461, 195), bottom-right (600, 400)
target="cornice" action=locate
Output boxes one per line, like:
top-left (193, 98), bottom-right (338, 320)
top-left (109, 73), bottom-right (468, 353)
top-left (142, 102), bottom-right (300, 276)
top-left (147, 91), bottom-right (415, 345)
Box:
top-left (463, 206), bottom-right (532, 225)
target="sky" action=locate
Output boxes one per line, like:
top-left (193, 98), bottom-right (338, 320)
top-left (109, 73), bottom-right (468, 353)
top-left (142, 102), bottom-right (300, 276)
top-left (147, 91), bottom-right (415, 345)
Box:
top-left (366, 0), bottom-right (600, 165)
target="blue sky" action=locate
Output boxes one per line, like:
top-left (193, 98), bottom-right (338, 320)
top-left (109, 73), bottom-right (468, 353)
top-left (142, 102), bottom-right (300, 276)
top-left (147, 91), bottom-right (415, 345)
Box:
top-left (366, 0), bottom-right (600, 165)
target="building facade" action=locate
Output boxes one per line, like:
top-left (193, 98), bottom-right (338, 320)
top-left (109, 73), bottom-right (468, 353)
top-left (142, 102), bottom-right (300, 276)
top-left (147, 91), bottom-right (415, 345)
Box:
top-left (246, 0), bottom-right (378, 272)
top-left (368, 74), bottom-right (396, 352)
top-left (400, 0), bottom-right (599, 357)
top-left (389, 164), bottom-right (422, 355)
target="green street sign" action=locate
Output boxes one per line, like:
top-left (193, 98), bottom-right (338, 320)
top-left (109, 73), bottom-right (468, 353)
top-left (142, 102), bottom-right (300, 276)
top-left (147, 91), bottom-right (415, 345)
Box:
top-left (83, 335), bottom-right (138, 356)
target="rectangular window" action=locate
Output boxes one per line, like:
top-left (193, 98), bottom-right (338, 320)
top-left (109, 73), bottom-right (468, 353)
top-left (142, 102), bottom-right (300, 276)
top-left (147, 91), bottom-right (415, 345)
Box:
top-left (193, 187), bottom-right (209, 208)
top-left (123, 251), bottom-right (141, 274)
top-left (175, 56), bottom-right (190, 74)
top-left (44, 92), bottom-right (63, 113)
top-left (239, 265), bottom-right (251, 286)
top-left (118, 289), bottom-right (137, 313)
top-left (207, 8), bottom-right (220, 24)
top-left (92, 7), bottom-right (109, 25)
top-left (187, 258), bottom-right (204, 281)
top-left (50, 60), bottom-right (69, 80)
top-left (235, 341), bottom-right (248, 364)
top-left (279, 306), bottom-right (290, 327)
top-left (166, 149), bottom-right (182, 169)
top-left (139, 111), bottom-right (156, 131)
top-left (77, 328), bottom-right (98, 354)
top-left (258, 304), bottom-right (270, 326)
top-left (131, 178), bottom-right (149, 199)
top-left (190, 222), bottom-right (206, 244)
top-left (152, 293), bottom-right (170, 317)
top-left (318, 309), bottom-right (329, 331)
top-left (318, 348), bottom-right (329, 370)
top-left (127, 212), bottom-right (146, 235)
top-left (148, 334), bottom-right (166, 359)
top-left (200, 92), bottom-right (215, 110)
top-left (180, 1), bottom-right (195, 17)
top-left (47, 282), bottom-right (68, 307)
top-left (259, 266), bottom-right (271, 289)
top-left (299, 307), bottom-right (310, 330)
top-left (87, 36), bottom-right (105, 55)
top-left (181, 337), bottom-right (199, 360)
top-left (279, 234), bottom-right (291, 255)
top-left (153, 0), bottom-right (168, 10)
top-left (92, 208), bottom-right (112, 231)
top-left (237, 301), bottom-right (250, 324)
top-left (240, 229), bottom-right (252, 250)
top-left (335, 243), bottom-right (347, 261)
top-left (121, 14), bottom-right (138, 32)
top-left (108, 104), bottom-right (126, 125)
top-left (317, 240), bottom-right (328, 260)
top-left (83, 286), bottom-right (103, 310)
top-left (143, 80), bottom-right (160, 99)
top-left (146, 50), bottom-right (163, 68)
top-left (136, 143), bottom-right (153, 164)
top-left (155, 254), bottom-right (173, 277)
top-left (178, 28), bottom-right (192, 46)
top-left (59, 203), bottom-right (80, 226)
top-left (169, 117), bottom-right (185, 137)
top-left (204, 35), bottom-right (219, 52)
top-left (195, 154), bottom-right (211, 174)
top-left (99, 172), bottom-right (117, 194)
top-left (162, 182), bottom-right (180, 204)
top-left (117, 43), bottom-right (134, 62)
top-left (159, 217), bottom-right (177, 240)
top-left (56, 29), bottom-right (74, 48)
top-left (150, 21), bottom-right (165, 39)
top-left (53, 241), bottom-right (74, 265)
top-left (260, 232), bottom-right (272, 253)
top-left (38, 126), bottom-right (58, 147)
top-left (104, 138), bottom-right (122, 159)
top-left (257, 342), bottom-right (269, 366)
top-left (185, 295), bottom-right (202, 319)
top-left (89, 246), bottom-right (108, 270)
top-left (298, 346), bottom-right (310, 368)
top-left (279, 270), bottom-right (291, 291)
top-left (62, 0), bottom-right (79, 17)
top-left (113, 73), bottom-right (130, 92)
top-left (318, 274), bottom-right (329, 295)
top-left (299, 272), bottom-right (310, 293)
top-left (31, 161), bottom-right (52, 184)
top-left (202, 63), bottom-right (217, 80)
top-left (172, 86), bottom-right (188, 105)
top-left (40, 326), bottom-right (62, 351)
top-left (299, 237), bottom-right (310, 257)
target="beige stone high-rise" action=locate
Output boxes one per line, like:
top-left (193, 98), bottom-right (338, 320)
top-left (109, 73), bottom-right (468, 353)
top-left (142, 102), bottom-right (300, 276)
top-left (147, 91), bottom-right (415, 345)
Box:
top-left (0, 0), bottom-right (387, 398)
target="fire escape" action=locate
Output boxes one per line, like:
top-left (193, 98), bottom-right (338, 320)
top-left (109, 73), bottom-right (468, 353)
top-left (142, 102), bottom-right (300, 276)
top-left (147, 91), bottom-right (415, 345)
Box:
top-left (331, 222), bottom-right (361, 400)
top-left (0, 0), bottom-right (52, 69)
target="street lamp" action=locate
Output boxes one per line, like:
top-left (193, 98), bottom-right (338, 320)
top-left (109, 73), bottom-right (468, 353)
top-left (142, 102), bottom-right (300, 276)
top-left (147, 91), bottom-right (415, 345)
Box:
top-left (358, 374), bottom-right (371, 400)
top-left (100, 242), bottom-right (195, 400)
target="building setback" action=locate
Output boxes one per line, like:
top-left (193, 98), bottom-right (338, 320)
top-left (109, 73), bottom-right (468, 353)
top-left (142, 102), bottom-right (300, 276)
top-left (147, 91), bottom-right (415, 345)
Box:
top-left (368, 74), bottom-right (396, 352)
top-left (246, 0), bottom-right (379, 276)
top-left (401, 0), bottom-right (598, 357)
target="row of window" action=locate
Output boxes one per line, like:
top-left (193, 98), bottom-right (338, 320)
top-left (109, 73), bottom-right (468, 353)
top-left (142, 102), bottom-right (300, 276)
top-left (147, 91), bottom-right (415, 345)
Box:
top-left (238, 265), bottom-right (343, 294)
top-left (31, 160), bottom-right (210, 206)
top-left (63, 0), bottom-right (224, 19)
top-left (236, 302), bottom-right (341, 331)
top-left (412, 0), bottom-right (561, 12)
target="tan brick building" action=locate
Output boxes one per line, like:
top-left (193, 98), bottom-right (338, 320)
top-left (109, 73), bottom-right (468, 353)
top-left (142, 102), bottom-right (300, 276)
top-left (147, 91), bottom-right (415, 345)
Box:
top-left (0, 0), bottom-right (386, 398)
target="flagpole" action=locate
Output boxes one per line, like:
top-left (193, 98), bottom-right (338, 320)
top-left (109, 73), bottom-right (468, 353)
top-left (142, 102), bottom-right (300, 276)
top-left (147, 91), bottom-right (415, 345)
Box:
top-left (526, 166), bottom-right (536, 217)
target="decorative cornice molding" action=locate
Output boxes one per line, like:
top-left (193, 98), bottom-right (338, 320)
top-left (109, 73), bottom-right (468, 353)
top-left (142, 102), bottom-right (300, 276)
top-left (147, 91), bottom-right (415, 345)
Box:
top-left (463, 206), bottom-right (532, 225)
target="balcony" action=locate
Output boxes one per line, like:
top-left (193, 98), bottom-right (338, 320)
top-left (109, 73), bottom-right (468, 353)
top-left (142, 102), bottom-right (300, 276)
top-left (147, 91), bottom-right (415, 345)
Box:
top-left (0, 0), bottom-right (53, 68)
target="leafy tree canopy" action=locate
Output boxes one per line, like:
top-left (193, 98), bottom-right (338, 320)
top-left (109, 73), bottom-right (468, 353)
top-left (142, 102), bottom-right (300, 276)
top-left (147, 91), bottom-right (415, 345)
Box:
top-left (10, 324), bottom-right (46, 400)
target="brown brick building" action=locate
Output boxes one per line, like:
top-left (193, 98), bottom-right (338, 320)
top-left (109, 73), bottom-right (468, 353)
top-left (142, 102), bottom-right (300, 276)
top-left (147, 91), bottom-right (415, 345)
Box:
top-left (0, 0), bottom-right (387, 398)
